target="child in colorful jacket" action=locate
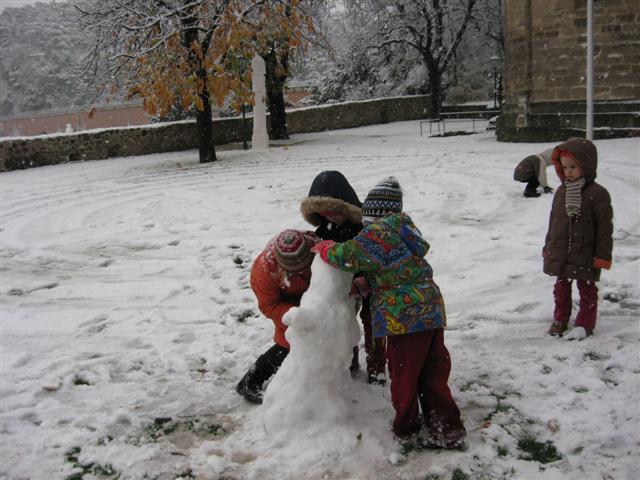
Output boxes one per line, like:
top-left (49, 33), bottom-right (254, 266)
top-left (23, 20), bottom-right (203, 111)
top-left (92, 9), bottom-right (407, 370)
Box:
top-left (313, 177), bottom-right (466, 449)
top-left (543, 138), bottom-right (613, 339)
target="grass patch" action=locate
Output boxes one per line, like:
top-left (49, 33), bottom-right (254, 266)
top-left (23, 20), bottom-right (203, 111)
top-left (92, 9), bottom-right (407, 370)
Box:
top-left (97, 435), bottom-right (113, 446)
top-left (460, 382), bottom-right (474, 392)
top-left (65, 446), bottom-right (119, 480)
top-left (235, 309), bottom-right (256, 323)
top-left (482, 389), bottom-right (524, 422)
top-left (517, 436), bottom-right (562, 463)
top-left (73, 376), bottom-right (91, 386)
top-left (143, 416), bottom-right (227, 442)
top-left (497, 445), bottom-right (509, 457)
top-left (173, 469), bottom-right (195, 479)
top-left (451, 468), bottom-right (470, 480)
top-left (584, 351), bottom-right (601, 361)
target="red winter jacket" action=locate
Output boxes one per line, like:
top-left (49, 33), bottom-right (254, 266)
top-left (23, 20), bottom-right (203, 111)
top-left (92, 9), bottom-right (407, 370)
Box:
top-left (249, 243), bottom-right (312, 349)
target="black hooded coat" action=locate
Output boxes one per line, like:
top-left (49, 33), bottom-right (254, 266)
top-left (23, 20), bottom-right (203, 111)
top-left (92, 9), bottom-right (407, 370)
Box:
top-left (300, 171), bottom-right (363, 242)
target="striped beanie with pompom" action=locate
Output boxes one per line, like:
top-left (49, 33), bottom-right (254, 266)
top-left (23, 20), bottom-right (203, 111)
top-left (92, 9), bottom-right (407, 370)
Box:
top-left (361, 177), bottom-right (403, 226)
top-left (274, 230), bottom-right (318, 272)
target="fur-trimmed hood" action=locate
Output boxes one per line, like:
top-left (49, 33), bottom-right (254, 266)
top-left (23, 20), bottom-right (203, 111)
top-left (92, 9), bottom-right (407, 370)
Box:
top-left (300, 171), bottom-right (362, 226)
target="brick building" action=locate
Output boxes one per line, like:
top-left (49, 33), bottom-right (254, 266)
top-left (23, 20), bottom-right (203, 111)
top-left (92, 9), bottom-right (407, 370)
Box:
top-left (498, 0), bottom-right (640, 141)
top-left (0, 103), bottom-right (151, 138)
top-left (0, 88), bottom-right (312, 138)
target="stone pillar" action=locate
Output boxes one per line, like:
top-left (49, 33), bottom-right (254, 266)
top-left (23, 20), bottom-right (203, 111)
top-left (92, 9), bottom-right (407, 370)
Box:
top-left (251, 55), bottom-right (269, 150)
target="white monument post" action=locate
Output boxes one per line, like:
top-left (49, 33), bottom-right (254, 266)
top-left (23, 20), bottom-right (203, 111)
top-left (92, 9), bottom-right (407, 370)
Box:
top-left (251, 55), bottom-right (269, 150)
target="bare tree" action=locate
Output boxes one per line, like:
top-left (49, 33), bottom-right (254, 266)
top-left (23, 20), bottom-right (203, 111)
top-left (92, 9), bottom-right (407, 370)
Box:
top-left (359, 0), bottom-right (479, 118)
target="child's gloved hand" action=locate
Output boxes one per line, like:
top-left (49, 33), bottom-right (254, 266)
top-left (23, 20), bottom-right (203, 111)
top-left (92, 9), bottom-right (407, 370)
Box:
top-left (543, 186), bottom-right (554, 193)
top-left (350, 276), bottom-right (371, 297)
top-left (593, 257), bottom-right (611, 270)
top-left (311, 240), bottom-right (335, 262)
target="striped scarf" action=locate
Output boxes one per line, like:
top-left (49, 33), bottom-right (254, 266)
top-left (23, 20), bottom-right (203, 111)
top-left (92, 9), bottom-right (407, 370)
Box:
top-left (565, 178), bottom-right (585, 218)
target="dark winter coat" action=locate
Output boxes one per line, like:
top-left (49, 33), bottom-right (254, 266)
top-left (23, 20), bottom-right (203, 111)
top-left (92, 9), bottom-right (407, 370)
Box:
top-left (543, 138), bottom-right (613, 282)
top-left (300, 170), bottom-right (363, 242)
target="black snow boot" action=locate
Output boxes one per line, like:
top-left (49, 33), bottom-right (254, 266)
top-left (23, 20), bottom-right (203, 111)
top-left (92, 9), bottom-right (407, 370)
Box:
top-left (235, 344), bottom-right (289, 404)
top-left (236, 374), bottom-right (264, 405)
top-left (523, 177), bottom-right (540, 197)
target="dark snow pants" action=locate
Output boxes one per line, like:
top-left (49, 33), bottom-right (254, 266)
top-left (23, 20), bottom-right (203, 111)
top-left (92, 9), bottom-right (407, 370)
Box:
top-left (553, 277), bottom-right (598, 332)
top-left (524, 176), bottom-right (540, 194)
top-left (360, 296), bottom-right (387, 377)
top-left (386, 328), bottom-right (464, 439)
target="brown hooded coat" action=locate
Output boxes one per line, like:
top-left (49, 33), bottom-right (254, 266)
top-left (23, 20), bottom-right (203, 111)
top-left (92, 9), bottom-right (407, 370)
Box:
top-left (543, 138), bottom-right (613, 282)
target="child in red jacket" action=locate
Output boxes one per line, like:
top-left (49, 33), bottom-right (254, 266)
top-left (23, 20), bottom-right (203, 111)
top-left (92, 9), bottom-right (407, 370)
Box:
top-left (236, 229), bottom-right (319, 404)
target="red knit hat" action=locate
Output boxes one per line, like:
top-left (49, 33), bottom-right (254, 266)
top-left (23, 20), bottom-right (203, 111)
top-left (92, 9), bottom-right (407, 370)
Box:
top-left (274, 230), bottom-right (318, 272)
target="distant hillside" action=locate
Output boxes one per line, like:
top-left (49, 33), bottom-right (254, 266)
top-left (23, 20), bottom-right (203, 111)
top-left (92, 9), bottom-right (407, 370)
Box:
top-left (0, 1), bottom-right (95, 117)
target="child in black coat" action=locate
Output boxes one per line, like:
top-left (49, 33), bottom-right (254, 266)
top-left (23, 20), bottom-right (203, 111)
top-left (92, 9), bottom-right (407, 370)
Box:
top-left (300, 171), bottom-right (386, 383)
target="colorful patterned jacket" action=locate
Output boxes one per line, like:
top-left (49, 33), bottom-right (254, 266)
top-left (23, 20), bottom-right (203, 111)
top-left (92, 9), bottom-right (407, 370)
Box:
top-left (321, 213), bottom-right (446, 338)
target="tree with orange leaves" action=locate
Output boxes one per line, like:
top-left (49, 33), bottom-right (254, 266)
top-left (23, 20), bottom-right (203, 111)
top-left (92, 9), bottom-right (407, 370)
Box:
top-left (75, 1), bottom-right (313, 163)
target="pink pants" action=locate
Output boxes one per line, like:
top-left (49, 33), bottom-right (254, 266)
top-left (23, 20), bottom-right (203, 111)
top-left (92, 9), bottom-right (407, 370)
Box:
top-left (386, 329), bottom-right (464, 438)
top-left (553, 277), bottom-right (598, 332)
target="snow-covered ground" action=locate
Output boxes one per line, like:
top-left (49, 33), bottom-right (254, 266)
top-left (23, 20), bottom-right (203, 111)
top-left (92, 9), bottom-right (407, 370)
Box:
top-left (1, 121), bottom-right (638, 480)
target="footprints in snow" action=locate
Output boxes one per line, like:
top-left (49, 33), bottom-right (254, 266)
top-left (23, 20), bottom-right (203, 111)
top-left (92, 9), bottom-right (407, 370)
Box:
top-left (6, 282), bottom-right (59, 297)
top-left (201, 243), bottom-right (254, 305)
top-left (80, 314), bottom-right (110, 334)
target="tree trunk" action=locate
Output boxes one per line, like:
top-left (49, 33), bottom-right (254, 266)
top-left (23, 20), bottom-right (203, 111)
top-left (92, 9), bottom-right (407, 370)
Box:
top-left (428, 66), bottom-right (442, 119)
top-left (263, 49), bottom-right (289, 140)
top-left (196, 88), bottom-right (216, 163)
top-left (183, 11), bottom-right (216, 163)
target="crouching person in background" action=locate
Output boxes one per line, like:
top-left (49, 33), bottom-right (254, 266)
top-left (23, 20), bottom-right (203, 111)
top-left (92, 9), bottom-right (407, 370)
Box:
top-left (236, 229), bottom-right (319, 404)
top-left (513, 148), bottom-right (555, 197)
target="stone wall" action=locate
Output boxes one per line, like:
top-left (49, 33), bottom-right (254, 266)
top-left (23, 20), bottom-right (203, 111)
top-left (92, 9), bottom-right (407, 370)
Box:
top-left (499, 0), bottom-right (640, 141)
top-left (0, 95), bottom-right (430, 172)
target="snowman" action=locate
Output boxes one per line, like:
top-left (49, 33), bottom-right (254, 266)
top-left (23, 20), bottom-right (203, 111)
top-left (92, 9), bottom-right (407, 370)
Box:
top-left (262, 256), bottom-right (360, 435)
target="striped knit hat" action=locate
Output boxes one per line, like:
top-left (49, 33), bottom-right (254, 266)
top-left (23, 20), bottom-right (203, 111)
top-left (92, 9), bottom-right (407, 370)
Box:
top-left (274, 230), bottom-right (317, 272)
top-left (362, 177), bottom-right (403, 226)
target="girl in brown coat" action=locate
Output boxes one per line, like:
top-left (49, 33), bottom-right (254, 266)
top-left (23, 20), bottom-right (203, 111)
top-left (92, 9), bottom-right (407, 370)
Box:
top-left (543, 138), bottom-right (613, 338)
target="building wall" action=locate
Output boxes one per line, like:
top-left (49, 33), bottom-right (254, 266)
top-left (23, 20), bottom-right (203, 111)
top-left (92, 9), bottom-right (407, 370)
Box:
top-left (284, 87), bottom-right (313, 106)
top-left (499, 0), bottom-right (640, 141)
top-left (0, 104), bottom-right (151, 137)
